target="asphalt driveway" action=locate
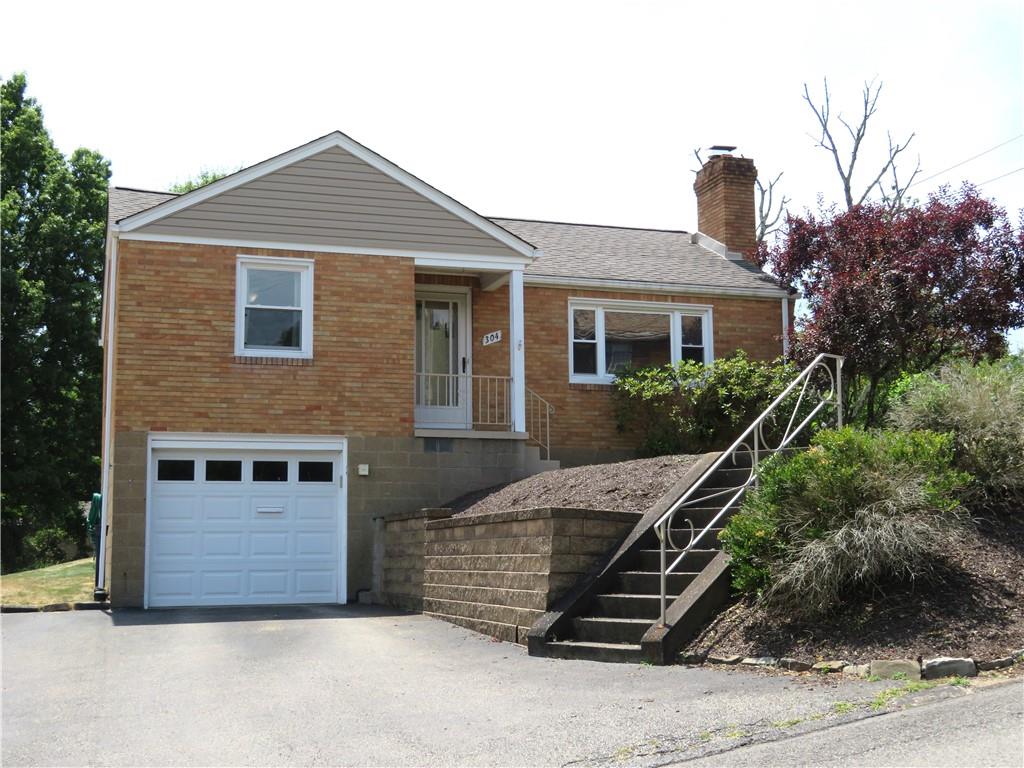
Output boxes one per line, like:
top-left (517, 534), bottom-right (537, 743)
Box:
top-left (1, 606), bottom-right (1019, 766)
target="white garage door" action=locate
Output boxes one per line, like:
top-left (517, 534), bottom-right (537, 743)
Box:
top-left (148, 446), bottom-right (345, 607)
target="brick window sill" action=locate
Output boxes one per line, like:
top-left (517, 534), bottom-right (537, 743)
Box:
top-left (233, 356), bottom-right (314, 367)
top-left (568, 382), bottom-right (613, 392)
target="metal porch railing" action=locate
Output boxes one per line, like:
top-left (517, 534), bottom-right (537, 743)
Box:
top-left (654, 353), bottom-right (845, 626)
top-left (413, 374), bottom-right (554, 458)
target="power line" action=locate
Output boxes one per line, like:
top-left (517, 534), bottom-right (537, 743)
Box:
top-left (976, 167), bottom-right (1024, 187)
top-left (909, 134), bottom-right (1024, 188)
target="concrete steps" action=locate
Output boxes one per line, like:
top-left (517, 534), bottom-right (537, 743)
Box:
top-left (528, 454), bottom-right (748, 663)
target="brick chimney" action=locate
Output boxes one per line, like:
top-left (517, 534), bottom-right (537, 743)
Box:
top-left (694, 151), bottom-right (758, 262)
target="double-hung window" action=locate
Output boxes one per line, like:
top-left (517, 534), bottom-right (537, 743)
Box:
top-left (569, 299), bottom-right (713, 384)
top-left (235, 255), bottom-right (314, 359)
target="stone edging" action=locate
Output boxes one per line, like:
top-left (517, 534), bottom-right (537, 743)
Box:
top-left (1, 602), bottom-right (109, 614)
top-left (687, 648), bottom-right (1024, 679)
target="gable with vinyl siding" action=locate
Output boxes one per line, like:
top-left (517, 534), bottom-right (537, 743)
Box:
top-left (133, 146), bottom-right (522, 258)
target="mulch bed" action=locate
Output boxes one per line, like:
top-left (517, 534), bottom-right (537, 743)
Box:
top-left (684, 514), bottom-right (1024, 663)
top-left (446, 455), bottom-right (698, 517)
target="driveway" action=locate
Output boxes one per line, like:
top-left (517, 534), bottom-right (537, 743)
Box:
top-left (1, 606), bottom-right (1020, 766)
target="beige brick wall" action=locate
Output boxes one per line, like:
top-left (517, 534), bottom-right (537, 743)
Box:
top-left (113, 239), bottom-right (415, 436)
top-left (521, 285), bottom-right (784, 460)
top-left (380, 507), bottom-right (639, 644)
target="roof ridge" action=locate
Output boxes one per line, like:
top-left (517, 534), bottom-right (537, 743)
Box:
top-left (489, 216), bottom-right (689, 234)
top-left (110, 186), bottom-right (179, 195)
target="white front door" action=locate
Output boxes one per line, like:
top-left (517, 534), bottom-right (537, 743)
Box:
top-left (147, 447), bottom-right (345, 607)
top-left (415, 290), bottom-right (470, 428)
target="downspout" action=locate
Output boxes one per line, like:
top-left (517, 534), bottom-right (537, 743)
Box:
top-left (96, 229), bottom-right (119, 599)
top-left (781, 296), bottom-right (790, 359)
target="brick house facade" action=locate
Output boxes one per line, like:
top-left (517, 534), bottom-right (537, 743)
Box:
top-left (99, 134), bottom-right (790, 607)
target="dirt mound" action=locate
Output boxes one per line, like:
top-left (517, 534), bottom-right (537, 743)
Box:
top-left (447, 454), bottom-right (698, 517)
top-left (684, 514), bottom-right (1024, 663)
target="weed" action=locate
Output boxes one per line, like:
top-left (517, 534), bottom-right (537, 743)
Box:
top-left (832, 701), bottom-right (855, 714)
top-left (772, 718), bottom-right (804, 728)
top-left (891, 671), bottom-right (908, 681)
top-left (949, 676), bottom-right (972, 687)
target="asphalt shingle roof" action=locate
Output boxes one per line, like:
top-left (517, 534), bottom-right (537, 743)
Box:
top-left (107, 188), bottom-right (784, 296)
top-left (492, 218), bottom-right (782, 294)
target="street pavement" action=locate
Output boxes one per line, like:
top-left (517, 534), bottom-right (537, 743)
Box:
top-left (1, 606), bottom-right (1020, 766)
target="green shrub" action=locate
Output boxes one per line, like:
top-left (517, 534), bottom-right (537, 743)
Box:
top-left (612, 352), bottom-right (798, 456)
top-left (888, 356), bottom-right (1024, 506)
top-left (721, 427), bottom-right (971, 616)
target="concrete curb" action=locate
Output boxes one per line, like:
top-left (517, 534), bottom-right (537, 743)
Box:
top-left (1, 602), bottom-right (109, 614)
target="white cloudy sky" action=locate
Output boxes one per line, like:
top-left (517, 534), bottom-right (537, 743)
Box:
top-left (5, 0), bottom-right (1023, 346)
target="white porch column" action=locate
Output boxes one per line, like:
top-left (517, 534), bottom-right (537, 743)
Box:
top-left (509, 268), bottom-right (526, 432)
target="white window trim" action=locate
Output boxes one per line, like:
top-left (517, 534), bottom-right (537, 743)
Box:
top-left (567, 297), bottom-right (715, 385)
top-left (234, 254), bottom-right (314, 359)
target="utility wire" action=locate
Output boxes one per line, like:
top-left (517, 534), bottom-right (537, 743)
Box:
top-left (975, 167), bottom-right (1024, 187)
top-left (908, 134), bottom-right (1024, 188)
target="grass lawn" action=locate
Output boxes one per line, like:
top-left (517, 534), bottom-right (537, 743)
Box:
top-left (1, 558), bottom-right (95, 606)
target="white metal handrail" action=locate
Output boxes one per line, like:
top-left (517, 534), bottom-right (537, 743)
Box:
top-left (526, 388), bottom-right (555, 460)
top-left (654, 353), bottom-right (845, 626)
top-left (414, 373), bottom-right (512, 427)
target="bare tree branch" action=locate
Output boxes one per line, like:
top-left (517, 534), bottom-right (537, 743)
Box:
top-left (803, 78), bottom-right (917, 211)
top-left (756, 172), bottom-right (790, 245)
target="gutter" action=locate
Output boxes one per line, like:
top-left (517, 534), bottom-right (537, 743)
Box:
top-left (523, 273), bottom-right (789, 300)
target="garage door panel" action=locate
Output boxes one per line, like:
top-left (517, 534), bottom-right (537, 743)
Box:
top-left (202, 496), bottom-right (245, 521)
top-left (150, 571), bottom-right (195, 600)
top-left (153, 495), bottom-right (198, 522)
top-left (296, 531), bottom-right (334, 557)
top-left (251, 531), bottom-right (291, 557)
top-left (148, 446), bottom-right (344, 608)
top-left (295, 569), bottom-right (335, 597)
top-left (295, 496), bottom-right (335, 519)
top-left (151, 532), bottom-right (196, 558)
top-left (201, 532), bottom-right (244, 557)
top-left (249, 570), bottom-right (290, 596)
top-left (200, 570), bottom-right (244, 598)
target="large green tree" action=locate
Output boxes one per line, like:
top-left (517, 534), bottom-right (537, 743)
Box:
top-left (1, 73), bottom-right (110, 570)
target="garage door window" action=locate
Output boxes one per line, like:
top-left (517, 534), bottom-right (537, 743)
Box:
top-left (253, 460), bottom-right (288, 482)
top-left (205, 460), bottom-right (242, 482)
top-left (157, 459), bottom-right (195, 481)
top-left (299, 461), bottom-right (333, 483)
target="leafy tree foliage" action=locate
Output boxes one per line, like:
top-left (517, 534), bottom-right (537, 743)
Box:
top-left (759, 186), bottom-right (1024, 424)
top-left (1, 73), bottom-right (110, 570)
top-left (169, 167), bottom-right (236, 193)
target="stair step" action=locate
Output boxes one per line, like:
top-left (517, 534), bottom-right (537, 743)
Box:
top-left (539, 640), bottom-right (644, 664)
top-left (615, 570), bottom-right (699, 594)
top-left (592, 593), bottom-right (672, 620)
top-left (632, 548), bottom-right (718, 571)
top-left (573, 616), bottom-right (652, 644)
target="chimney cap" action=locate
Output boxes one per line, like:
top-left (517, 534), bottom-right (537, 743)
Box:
top-left (708, 145), bottom-right (737, 157)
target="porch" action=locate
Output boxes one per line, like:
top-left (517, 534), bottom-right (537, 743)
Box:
top-left (412, 266), bottom-right (553, 458)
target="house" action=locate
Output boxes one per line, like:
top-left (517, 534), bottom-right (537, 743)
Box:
top-left (97, 131), bottom-right (791, 608)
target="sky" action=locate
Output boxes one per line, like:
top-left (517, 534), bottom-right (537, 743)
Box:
top-left (4, 0), bottom-right (1023, 347)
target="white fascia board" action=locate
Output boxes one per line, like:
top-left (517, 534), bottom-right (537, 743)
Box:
top-left (413, 255), bottom-right (528, 272)
top-left (115, 131), bottom-right (538, 260)
top-left (116, 231), bottom-right (532, 267)
top-left (524, 273), bottom-right (789, 300)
